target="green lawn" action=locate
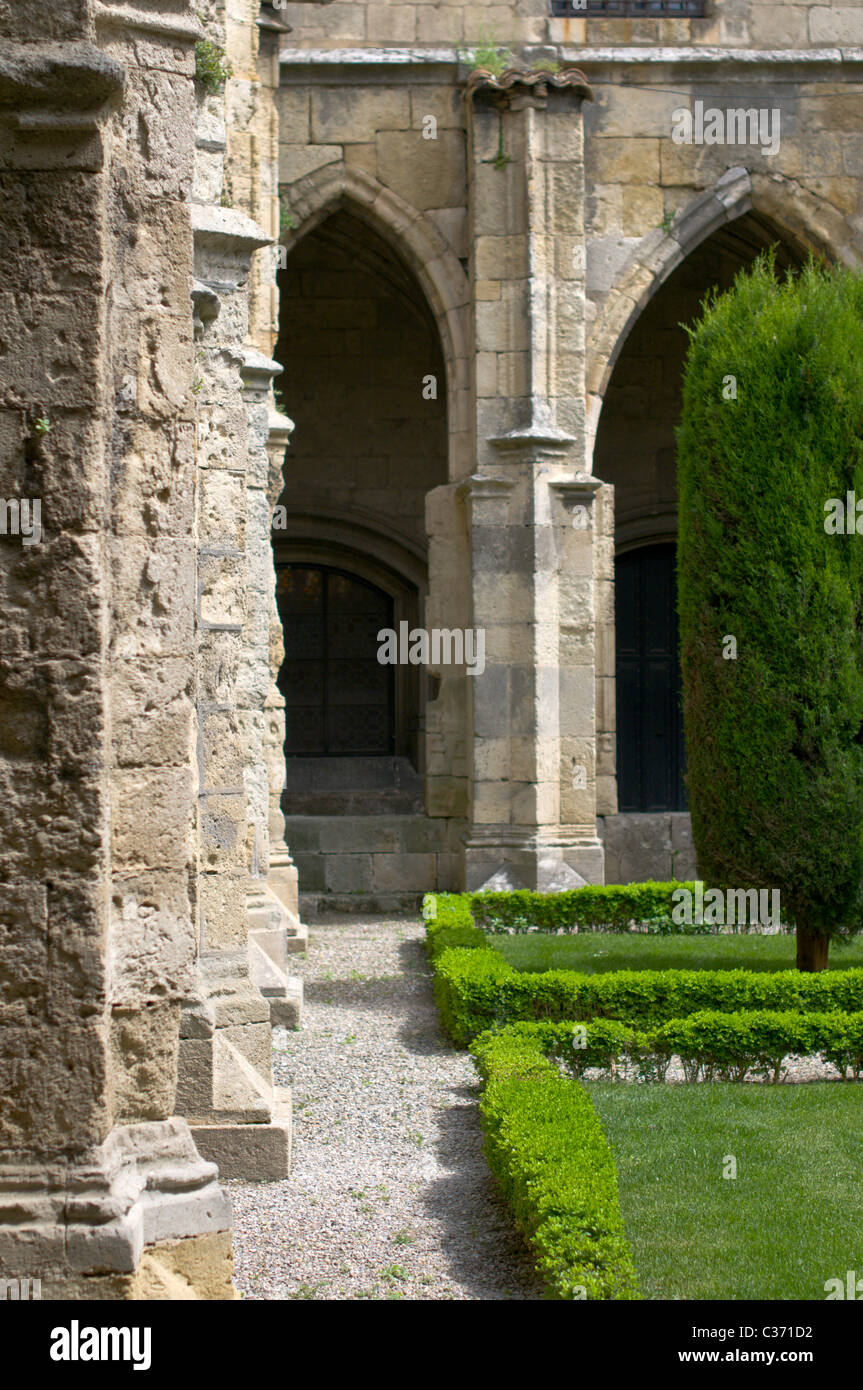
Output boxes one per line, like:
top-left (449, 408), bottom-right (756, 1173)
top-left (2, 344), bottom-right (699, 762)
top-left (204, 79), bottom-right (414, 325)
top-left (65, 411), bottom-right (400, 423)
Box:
top-left (491, 931), bottom-right (863, 974)
top-left (588, 1081), bottom-right (863, 1299)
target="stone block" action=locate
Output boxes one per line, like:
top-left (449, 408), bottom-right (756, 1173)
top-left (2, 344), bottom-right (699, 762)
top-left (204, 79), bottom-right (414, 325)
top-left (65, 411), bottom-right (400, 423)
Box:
top-left (372, 852), bottom-right (436, 893)
top-left (376, 129), bottom-right (467, 211)
top-left (311, 87), bottom-right (411, 145)
top-left (279, 143), bottom-right (342, 185)
top-left (326, 853), bottom-right (373, 893)
top-left (191, 1088), bottom-right (291, 1181)
top-left (600, 813), bottom-right (672, 885)
top-left (111, 769), bottom-right (194, 873)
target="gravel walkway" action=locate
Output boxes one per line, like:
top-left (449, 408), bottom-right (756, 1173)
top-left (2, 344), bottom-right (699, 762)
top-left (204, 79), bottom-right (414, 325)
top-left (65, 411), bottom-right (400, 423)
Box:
top-left (228, 915), bottom-right (544, 1301)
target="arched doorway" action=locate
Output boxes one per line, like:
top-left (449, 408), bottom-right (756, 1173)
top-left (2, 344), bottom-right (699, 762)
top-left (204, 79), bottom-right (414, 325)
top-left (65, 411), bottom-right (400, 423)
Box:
top-left (615, 542), bottom-right (686, 813)
top-left (593, 211), bottom-right (805, 877)
top-left (273, 206), bottom-right (450, 905)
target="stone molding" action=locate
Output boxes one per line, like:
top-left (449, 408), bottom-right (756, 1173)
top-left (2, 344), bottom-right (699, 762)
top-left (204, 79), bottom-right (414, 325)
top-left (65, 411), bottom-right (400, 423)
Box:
top-left (0, 1119), bottom-right (231, 1278)
top-left (464, 64), bottom-right (593, 110)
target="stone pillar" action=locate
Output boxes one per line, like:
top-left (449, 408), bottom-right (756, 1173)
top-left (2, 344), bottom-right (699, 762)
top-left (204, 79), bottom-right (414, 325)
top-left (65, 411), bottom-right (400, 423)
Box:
top-left (226, 0), bottom-right (307, 965)
top-left (242, 350), bottom-right (305, 1018)
top-left (461, 66), bottom-right (605, 891)
top-left (264, 409), bottom-right (308, 952)
top-left (0, 3), bottom-right (234, 1297)
top-left (173, 19), bottom-right (291, 1177)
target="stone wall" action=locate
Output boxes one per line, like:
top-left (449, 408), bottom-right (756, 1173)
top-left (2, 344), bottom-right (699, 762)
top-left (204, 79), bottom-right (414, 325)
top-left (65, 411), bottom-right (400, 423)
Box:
top-left (274, 0), bottom-right (862, 50)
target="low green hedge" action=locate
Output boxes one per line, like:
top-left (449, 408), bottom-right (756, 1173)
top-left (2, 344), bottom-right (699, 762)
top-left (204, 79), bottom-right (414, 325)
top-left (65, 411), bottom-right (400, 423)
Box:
top-left (450, 883), bottom-right (789, 934)
top-left (433, 946), bottom-right (863, 1046)
top-left (471, 1028), bottom-right (639, 1300)
top-left (468, 882), bottom-right (699, 932)
top-left (424, 893), bottom-right (863, 1046)
top-left (498, 1012), bottom-right (863, 1084)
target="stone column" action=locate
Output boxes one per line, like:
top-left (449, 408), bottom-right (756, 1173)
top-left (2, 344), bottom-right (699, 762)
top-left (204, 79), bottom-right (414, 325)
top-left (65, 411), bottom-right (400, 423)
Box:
top-left (461, 66), bottom-right (606, 891)
top-left (173, 45), bottom-right (291, 1178)
top-left (242, 350), bottom-right (305, 1019)
top-left (264, 409), bottom-right (308, 951)
top-left (0, 4), bottom-right (234, 1297)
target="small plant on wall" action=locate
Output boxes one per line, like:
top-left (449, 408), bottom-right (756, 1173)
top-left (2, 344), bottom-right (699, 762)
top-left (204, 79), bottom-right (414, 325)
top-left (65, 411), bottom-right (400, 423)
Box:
top-left (195, 38), bottom-right (233, 94)
top-left (462, 29), bottom-right (515, 78)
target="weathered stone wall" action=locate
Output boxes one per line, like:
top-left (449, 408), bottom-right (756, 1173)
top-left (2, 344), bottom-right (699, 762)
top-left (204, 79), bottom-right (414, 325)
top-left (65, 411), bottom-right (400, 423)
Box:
top-left (0, 18), bottom-right (121, 1163)
top-left (274, 0), bottom-right (862, 50)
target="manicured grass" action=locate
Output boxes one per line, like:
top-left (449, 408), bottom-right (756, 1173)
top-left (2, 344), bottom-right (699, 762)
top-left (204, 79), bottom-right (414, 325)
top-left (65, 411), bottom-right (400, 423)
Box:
top-left (491, 932), bottom-right (863, 975)
top-left (587, 1081), bottom-right (863, 1300)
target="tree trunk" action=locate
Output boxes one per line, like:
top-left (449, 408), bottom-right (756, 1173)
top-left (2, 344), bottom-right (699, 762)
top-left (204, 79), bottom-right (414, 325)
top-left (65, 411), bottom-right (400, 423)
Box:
top-left (796, 927), bottom-right (829, 972)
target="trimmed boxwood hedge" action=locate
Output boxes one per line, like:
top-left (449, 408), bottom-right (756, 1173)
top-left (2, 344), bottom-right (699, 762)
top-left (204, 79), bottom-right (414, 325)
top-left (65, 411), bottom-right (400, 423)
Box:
top-left (427, 884), bottom-right (791, 935)
top-left (470, 1027), bottom-right (639, 1300)
top-left (425, 893), bottom-right (863, 1046)
top-left (433, 944), bottom-right (863, 1046)
top-left (497, 1012), bottom-right (863, 1084)
top-left (468, 882), bottom-right (700, 932)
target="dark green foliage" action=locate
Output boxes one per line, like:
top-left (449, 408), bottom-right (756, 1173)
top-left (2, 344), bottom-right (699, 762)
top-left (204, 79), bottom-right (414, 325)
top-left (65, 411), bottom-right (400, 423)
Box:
top-left (470, 1029), bottom-right (639, 1300)
top-left (676, 256), bottom-right (863, 951)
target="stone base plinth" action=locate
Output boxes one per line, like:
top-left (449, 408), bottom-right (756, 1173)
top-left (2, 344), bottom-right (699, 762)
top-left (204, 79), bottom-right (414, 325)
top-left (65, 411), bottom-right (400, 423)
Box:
top-left (463, 830), bottom-right (606, 892)
top-left (0, 1120), bottom-right (235, 1299)
top-left (191, 1088), bottom-right (292, 1181)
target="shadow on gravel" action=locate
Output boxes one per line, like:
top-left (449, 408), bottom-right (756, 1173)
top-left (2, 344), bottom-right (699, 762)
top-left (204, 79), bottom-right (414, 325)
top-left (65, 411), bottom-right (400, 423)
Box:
top-left (420, 1100), bottom-right (546, 1300)
top-left (380, 941), bottom-right (546, 1299)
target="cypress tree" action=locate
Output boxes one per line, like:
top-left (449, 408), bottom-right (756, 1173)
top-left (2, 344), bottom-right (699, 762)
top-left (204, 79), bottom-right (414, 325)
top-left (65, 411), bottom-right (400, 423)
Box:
top-left (677, 257), bottom-right (863, 970)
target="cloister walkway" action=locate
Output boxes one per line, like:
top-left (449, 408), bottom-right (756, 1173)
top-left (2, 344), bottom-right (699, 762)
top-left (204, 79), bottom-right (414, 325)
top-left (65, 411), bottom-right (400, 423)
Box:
top-left (229, 915), bottom-right (543, 1301)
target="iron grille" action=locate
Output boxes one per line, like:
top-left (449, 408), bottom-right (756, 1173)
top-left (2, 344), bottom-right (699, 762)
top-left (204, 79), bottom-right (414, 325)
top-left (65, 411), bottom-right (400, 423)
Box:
top-left (276, 564), bottom-right (395, 756)
top-left (551, 1), bottom-right (706, 15)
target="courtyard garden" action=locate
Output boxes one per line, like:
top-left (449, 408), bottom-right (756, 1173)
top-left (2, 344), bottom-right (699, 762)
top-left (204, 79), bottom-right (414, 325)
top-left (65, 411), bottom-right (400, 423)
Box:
top-left (424, 888), bottom-right (863, 1301)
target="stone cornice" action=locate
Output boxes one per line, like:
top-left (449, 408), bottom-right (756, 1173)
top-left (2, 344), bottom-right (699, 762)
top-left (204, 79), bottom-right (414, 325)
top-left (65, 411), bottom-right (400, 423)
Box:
top-left (277, 44), bottom-right (863, 75)
top-left (279, 46), bottom-right (459, 69)
top-left (560, 45), bottom-right (863, 71)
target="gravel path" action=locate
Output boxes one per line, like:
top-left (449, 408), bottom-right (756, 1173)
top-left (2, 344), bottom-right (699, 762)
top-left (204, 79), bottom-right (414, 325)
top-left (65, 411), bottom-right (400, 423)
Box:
top-left (228, 915), bottom-right (544, 1301)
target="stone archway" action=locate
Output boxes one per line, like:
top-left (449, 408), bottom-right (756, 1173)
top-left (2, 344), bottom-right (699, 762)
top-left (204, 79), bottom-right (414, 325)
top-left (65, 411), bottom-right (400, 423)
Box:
top-left (584, 168), bottom-right (855, 475)
top-left (590, 186), bottom-right (821, 883)
top-left (280, 161), bottom-right (472, 485)
top-left (272, 193), bottom-right (460, 914)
